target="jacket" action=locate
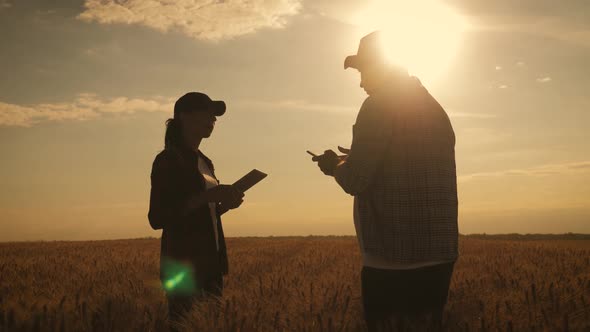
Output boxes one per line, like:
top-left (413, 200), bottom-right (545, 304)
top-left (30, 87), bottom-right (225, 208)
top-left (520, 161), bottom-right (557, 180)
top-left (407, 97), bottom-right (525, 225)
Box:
top-left (148, 145), bottom-right (228, 293)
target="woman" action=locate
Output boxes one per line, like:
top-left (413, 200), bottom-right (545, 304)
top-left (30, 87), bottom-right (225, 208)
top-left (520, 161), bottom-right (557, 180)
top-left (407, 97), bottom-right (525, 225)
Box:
top-left (148, 92), bottom-right (245, 329)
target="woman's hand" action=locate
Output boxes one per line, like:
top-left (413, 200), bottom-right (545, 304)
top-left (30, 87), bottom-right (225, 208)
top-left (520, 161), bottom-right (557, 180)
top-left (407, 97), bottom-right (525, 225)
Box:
top-left (182, 185), bottom-right (244, 216)
top-left (206, 185), bottom-right (244, 210)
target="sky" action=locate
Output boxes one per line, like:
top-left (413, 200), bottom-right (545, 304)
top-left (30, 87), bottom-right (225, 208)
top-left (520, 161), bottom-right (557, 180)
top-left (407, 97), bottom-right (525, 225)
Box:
top-left (0, 0), bottom-right (589, 241)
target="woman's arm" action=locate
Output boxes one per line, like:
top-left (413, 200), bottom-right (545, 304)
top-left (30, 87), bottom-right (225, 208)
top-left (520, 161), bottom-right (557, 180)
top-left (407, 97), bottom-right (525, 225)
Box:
top-left (148, 151), bottom-right (244, 229)
top-left (217, 203), bottom-right (230, 216)
top-left (148, 152), bottom-right (207, 230)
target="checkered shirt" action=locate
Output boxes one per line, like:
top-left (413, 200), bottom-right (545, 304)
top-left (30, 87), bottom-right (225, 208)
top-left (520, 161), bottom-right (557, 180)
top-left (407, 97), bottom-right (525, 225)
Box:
top-left (335, 76), bottom-right (459, 264)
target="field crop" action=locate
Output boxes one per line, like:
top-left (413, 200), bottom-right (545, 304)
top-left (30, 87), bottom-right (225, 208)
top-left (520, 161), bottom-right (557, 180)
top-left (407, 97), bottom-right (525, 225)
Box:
top-left (0, 236), bottom-right (588, 331)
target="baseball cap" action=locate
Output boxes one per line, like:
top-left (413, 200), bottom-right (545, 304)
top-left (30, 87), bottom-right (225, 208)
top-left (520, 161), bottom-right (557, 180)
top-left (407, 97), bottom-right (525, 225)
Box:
top-left (174, 92), bottom-right (226, 117)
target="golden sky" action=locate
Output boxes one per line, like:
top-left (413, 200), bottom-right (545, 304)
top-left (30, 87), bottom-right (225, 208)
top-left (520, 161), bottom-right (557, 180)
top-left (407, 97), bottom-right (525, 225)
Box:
top-left (0, 0), bottom-right (589, 241)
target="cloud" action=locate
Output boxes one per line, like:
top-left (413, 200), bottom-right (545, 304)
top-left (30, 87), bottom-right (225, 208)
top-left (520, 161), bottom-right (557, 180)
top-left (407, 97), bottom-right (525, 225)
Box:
top-left (446, 108), bottom-right (497, 119)
top-left (435, 0), bottom-right (590, 48)
top-left (310, 0), bottom-right (590, 48)
top-left (493, 21), bottom-right (589, 47)
top-left (0, 94), bottom-right (174, 127)
top-left (238, 99), bottom-right (356, 113)
top-left (448, 111), bottom-right (497, 119)
top-left (77, 0), bottom-right (301, 41)
top-left (459, 161), bottom-right (590, 182)
top-left (0, 95), bottom-right (357, 127)
top-left (536, 76), bottom-right (552, 83)
top-left (0, 0), bottom-right (11, 9)
top-left (495, 65), bottom-right (502, 70)
top-left (303, 0), bottom-right (368, 23)
top-left (498, 84), bottom-right (508, 89)
top-left (461, 15), bottom-right (590, 48)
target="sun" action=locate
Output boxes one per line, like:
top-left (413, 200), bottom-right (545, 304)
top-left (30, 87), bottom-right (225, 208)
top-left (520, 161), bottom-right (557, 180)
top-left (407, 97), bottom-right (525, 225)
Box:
top-left (352, 0), bottom-right (469, 85)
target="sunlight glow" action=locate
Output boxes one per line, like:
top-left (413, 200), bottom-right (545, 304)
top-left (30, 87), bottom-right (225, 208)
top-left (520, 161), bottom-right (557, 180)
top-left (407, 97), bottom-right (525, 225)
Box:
top-left (353, 0), bottom-right (469, 84)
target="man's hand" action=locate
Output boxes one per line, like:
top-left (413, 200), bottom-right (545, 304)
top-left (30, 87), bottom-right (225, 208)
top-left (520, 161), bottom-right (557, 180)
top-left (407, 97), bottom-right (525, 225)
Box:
top-left (206, 185), bottom-right (244, 209)
top-left (312, 150), bottom-right (341, 176)
top-left (337, 146), bottom-right (351, 155)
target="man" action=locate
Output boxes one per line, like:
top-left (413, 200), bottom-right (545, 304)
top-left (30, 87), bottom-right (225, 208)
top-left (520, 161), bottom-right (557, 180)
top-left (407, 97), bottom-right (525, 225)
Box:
top-left (312, 31), bottom-right (459, 331)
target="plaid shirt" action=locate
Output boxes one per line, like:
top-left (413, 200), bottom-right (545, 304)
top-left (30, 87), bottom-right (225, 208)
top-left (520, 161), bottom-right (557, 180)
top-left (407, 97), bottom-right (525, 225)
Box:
top-left (335, 76), bottom-right (458, 264)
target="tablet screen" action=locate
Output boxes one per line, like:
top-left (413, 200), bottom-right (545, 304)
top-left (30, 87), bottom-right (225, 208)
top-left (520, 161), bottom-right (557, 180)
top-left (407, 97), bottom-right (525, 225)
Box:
top-left (233, 169), bottom-right (268, 192)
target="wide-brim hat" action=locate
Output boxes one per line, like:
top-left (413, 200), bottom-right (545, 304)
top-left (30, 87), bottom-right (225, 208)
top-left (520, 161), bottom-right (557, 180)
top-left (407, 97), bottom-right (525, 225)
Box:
top-left (344, 31), bottom-right (384, 71)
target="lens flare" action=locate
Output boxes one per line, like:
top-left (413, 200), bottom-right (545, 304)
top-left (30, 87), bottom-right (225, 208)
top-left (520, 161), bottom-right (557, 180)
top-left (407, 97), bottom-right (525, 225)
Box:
top-left (164, 271), bottom-right (186, 291)
top-left (161, 258), bottom-right (196, 295)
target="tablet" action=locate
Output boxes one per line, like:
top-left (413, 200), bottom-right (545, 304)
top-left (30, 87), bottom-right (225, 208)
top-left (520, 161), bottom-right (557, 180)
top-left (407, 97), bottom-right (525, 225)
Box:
top-left (233, 169), bottom-right (268, 192)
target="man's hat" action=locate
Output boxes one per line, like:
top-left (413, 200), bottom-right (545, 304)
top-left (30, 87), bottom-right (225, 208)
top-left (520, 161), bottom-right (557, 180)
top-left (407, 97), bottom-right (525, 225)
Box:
top-left (174, 92), bottom-right (226, 117)
top-left (344, 31), bottom-right (386, 71)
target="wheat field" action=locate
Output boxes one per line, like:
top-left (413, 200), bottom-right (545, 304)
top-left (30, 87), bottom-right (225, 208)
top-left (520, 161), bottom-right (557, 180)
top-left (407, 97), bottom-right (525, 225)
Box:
top-left (0, 236), bottom-right (589, 331)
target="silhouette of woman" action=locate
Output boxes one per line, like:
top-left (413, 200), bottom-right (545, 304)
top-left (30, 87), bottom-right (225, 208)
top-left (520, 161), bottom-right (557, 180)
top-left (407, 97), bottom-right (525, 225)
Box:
top-left (148, 92), bottom-right (244, 331)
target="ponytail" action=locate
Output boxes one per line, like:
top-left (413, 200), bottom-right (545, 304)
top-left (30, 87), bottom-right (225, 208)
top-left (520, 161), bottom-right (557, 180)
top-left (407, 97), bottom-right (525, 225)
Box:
top-left (164, 118), bottom-right (183, 150)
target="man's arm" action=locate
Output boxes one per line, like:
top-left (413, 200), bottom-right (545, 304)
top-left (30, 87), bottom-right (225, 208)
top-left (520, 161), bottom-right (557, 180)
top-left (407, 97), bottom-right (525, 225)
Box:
top-left (334, 97), bottom-right (392, 195)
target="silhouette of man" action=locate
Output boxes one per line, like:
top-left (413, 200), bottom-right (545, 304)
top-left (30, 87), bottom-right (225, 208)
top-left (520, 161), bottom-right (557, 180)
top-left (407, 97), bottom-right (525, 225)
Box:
top-left (313, 31), bottom-right (459, 331)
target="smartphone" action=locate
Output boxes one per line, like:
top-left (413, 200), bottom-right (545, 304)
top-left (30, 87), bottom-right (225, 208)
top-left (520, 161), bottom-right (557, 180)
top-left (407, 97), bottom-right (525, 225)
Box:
top-left (306, 150), bottom-right (318, 158)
